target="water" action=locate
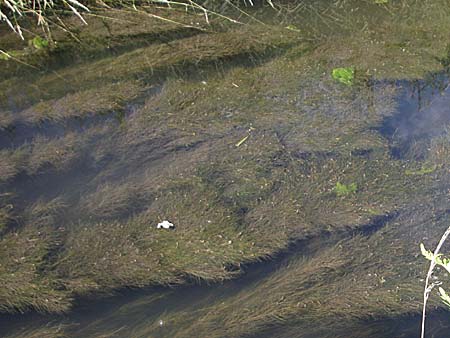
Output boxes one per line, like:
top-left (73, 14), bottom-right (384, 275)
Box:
top-left (4, 234), bottom-right (448, 338)
top-left (380, 73), bottom-right (450, 158)
top-left (2, 0), bottom-right (450, 337)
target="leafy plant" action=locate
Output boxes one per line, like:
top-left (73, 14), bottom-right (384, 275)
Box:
top-left (30, 36), bottom-right (49, 50)
top-left (421, 243), bottom-right (450, 274)
top-left (332, 67), bottom-right (355, 85)
top-left (439, 287), bottom-right (450, 308)
top-left (333, 182), bottom-right (357, 197)
top-left (420, 225), bottom-right (450, 338)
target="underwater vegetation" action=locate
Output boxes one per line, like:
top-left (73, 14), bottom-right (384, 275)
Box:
top-left (332, 67), bottom-right (355, 86)
top-left (1, 0), bottom-right (450, 337)
top-left (332, 182), bottom-right (358, 196)
top-left (405, 164), bottom-right (437, 176)
top-left (30, 36), bottom-right (49, 50)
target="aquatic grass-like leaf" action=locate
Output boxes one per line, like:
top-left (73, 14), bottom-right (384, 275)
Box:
top-left (405, 164), bottom-right (437, 176)
top-left (333, 182), bottom-right (357, 197)
top-left (235, 135), bottom-right (249, 147)
top-left (285, 25), bottom-right (301, 32)
top-left (332, 67), bottom-right (355, 85)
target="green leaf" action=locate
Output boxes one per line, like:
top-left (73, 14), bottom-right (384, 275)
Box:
top-left (420, 243), bottom-right (450, 273)
top-left (420, 243), bottom-right (435, 261)
top-left (332, 67), bottom-right (355, 86)
top-left (441, 261), bottom-right (450, 274)
top-left (285, 25), bottom-right (301, 32)
top-left (439, 287), bottom-right (450, 308)
top-left (31, 36), bottom-right (49, 50)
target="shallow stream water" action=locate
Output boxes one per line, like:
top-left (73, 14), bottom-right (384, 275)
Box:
top-left (2, 73), bottom-right (450, 338)
top-left (2, 1), bottom-right (450, 337)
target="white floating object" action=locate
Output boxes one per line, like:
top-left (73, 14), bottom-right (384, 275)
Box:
top-left (157, 220), bottom-right (175, 229)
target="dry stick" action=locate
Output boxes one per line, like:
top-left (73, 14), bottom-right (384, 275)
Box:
top-left (421, 225), bottom-right (450, 338)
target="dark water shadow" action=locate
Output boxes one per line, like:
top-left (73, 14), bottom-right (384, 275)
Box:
top-left (0, 84), bottom-right (163, 150)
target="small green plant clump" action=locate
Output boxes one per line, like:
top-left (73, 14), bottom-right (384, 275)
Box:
top-left (332, 67), bottom-right (355, 85)
top-left (30, 36), bottom-right (49, 50)
top-left (333, 182), bottom-right (358, 196)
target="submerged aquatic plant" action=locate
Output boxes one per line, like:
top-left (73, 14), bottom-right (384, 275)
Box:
top-left (30, 36), bottom-right (49, 50)
top-left (332, 67), bottom-right (355, 85)
top-left (405, 164), bottom-right (437, 176)
top-left (333, 182), bottom-right (357, 197)
top-left (285, 24), bottom-right (301, 32)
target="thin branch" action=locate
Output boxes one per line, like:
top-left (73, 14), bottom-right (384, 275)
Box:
top-left (421, 225), bottom-right (450, 338)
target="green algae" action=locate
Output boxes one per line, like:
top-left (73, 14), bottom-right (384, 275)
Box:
top-left (332, 67), bottom-right (355, 85)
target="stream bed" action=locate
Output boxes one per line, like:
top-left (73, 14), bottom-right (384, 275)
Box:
top-left (2, 1), bottom-right (450, 337)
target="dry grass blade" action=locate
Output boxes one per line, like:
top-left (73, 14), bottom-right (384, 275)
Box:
top-left (0, 0), bottom-right (90, 38)
top-left (0, 0), bottom-right (253, 40)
